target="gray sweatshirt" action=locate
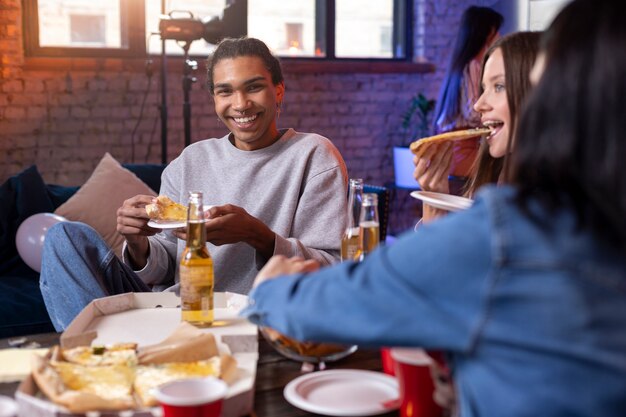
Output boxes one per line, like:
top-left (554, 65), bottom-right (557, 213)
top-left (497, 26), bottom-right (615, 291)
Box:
top-left (126, 128), bottom-right (348, 294)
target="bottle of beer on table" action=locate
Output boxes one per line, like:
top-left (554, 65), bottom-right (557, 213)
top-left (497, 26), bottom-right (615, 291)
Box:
top-left (180, 191), bottom-right (214, 327)
top-left (341, 178), bottom-right (364, 261)
top-left (358, 193), bottom-right (380, 261)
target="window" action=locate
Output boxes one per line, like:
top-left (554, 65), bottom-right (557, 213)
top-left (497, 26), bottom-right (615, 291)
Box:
top-left (525, 0), bottom-right (572, 30)
top-left (23, 0), bottom-right (411, 61)
top-left (23, 0), bottom-right (142, 57)
top-left (247, 0), bottom-right (410, 59)
top-left (69, 15), bottom-right (106, 45)
top-left (248, 0), bottom-right (318, 57)
top-left (335, 0), bottom-right (394, 58)
top-left (285, 23), bottom-right (304, 55)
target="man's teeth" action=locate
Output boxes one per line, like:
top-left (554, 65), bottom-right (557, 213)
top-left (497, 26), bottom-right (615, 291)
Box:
top-left (234, 115), bottom-right (257, 123)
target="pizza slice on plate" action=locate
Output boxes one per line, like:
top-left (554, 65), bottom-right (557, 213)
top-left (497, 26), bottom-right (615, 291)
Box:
top-left (145, 195), bottom-right (188, 221)
top-left (409, 127), bottom-right (491, 157)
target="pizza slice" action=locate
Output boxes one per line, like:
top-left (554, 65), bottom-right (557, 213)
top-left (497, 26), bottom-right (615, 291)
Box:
top-left (145, 195), bottom-right (188, 221)
top-left (134, 354), bottom-right (237, 407)
top-left (32, 351), bottom-right (136, 413)
top-left (409, 127), bottom-right (491, 157)
top-left (264, 327), bottom-right (348, 359)
top-left (61, 343), bottom-right (138, 367)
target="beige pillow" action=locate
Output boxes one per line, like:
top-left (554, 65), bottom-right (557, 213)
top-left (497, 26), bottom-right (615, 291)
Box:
top-left (55, 153), bottom-right (157, 258)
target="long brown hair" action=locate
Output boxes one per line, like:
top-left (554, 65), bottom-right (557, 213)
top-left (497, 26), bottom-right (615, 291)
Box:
top-left (464, 31), bottom-right (541, 197)
top-left (514, 0), bottom-right (626, 252)
top-left (433, 6), bottom-right (503, 132)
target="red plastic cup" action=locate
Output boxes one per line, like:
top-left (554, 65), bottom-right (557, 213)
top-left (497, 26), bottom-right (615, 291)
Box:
top-left (381, 347), bottom-right (396, 376)
top-left (153, 377), bottom-right (228, 417)
top-left (390, 348), bottom-right (442, 417)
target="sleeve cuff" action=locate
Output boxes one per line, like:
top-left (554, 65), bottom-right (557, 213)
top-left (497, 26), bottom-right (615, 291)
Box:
top-left (121, 240), bottom-right (151, 274)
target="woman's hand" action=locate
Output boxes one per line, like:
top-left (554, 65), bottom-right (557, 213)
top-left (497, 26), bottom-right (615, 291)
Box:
top-left (253, 255), bottom-right (320, 288)
top-left (413, 142), bottom-right (453, 194)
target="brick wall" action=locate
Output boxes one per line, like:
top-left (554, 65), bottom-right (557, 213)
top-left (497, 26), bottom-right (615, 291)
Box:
top-left (0, 0), bottom-right (490, 235)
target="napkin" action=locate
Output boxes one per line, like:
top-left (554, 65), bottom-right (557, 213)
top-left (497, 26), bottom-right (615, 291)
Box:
top-left (137, 321), bottom-right (219, 364)
top-left (0, 348), bottom-right (48, 382)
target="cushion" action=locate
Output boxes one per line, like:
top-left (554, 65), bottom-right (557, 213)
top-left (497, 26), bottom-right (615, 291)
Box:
top-left (0, 165), bottom-right (55, 272)
top-left (123, 164), bottom-right (166, 194)
top-left (46, 184), bottom-right (80, 209)
top-left (54, 153), bottom-right (156, 258)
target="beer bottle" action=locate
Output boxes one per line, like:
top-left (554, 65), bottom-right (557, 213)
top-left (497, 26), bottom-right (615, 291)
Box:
top-left (358, 193), bottom-right (380, 261)
top-left (180, 191), bottom-right (214, 327)
top-left (341, 178), bottom-right (364, 261)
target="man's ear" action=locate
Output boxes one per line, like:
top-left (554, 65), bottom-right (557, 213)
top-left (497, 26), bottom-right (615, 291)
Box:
top-left (276, 82), bottom-right (285, 104)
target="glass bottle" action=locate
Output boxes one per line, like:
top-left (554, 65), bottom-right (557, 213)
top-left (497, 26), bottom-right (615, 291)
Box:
top-left (341, 178), bottom-right (364, 261)
top-left (358, 193), bottom-right (380, 261)
top-left (180, 191), bottom-right (214, 327)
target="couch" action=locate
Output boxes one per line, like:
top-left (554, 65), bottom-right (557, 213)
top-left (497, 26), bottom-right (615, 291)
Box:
top-left (0, 160), bottom-right (165, 338)
top-left (0, 157), bottom-right (389, 338)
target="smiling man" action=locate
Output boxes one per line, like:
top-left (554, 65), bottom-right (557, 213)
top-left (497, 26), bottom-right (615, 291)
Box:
top-left (40, 37), bottom-right (349, 331)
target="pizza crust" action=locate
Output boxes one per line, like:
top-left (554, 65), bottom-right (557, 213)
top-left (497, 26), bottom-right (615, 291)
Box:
top-left (62, 343), bottom-right (138, 367)
top-left (409, 127), bottom-right (491, 157)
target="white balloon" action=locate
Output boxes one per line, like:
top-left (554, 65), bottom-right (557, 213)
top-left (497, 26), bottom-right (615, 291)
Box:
top-left (15, 213), bottom-right (67, 272)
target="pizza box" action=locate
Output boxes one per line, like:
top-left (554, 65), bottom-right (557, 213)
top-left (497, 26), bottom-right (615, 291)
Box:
top-left (16, 292), bottom-right (258, 417)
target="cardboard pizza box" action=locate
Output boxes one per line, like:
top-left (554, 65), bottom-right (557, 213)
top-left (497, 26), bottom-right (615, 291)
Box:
top-left (16, 292), bottom-right (258, 417)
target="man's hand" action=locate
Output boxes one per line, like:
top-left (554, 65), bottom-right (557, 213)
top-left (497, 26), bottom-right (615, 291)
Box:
top-left (116, 195), bottom-right (160, 268)
top-left (253, 255), bottom-right (320, 288)
top-left (173, 204), bottom-right (277, 259)
top-left (413, 142), bottom-right (453, 194)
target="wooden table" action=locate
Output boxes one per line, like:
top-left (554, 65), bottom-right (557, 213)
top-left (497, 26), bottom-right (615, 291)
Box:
top-left (0, 332), bottom-right (399, 417)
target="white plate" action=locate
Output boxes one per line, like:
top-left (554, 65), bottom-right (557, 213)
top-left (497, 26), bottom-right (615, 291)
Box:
top-left (410, 191), bottom-right (473, 212)
top-left (284, 369), bottom-right (399, 416)
top-left (0, 395), bottom-right (18, 417)
top-left (147, 205), bottom-right (213, 229)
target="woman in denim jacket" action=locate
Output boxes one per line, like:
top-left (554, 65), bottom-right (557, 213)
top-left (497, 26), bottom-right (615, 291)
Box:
top-left (243, 1), bottom-right (626, 416)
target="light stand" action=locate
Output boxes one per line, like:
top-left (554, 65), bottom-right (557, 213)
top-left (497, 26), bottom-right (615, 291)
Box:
top-left (181, 42), bottom-right (198, 148)
top-left (159, 0), bottom-right (168, 164)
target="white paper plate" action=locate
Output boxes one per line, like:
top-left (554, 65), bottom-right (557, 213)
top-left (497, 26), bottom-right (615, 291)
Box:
top-left (0, 395), bottom-right (18, 417)
top-left (410, 191), bottom-right (473, 212)
top-left (284, 369), bottom-right (399, 416)
top-left (147, 205), bottom-right (213, 229)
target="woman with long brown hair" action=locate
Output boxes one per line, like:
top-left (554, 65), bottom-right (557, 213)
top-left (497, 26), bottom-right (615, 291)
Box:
top-left (414, 31), bottom-right (541, 221)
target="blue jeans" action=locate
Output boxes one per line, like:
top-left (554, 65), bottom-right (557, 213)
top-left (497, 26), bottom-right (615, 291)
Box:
top-left (40, 222), bottom-right (150, 331)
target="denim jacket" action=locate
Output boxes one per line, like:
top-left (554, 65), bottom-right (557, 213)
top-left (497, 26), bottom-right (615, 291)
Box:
top-left (244, 186), bottom-right (626, 417)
